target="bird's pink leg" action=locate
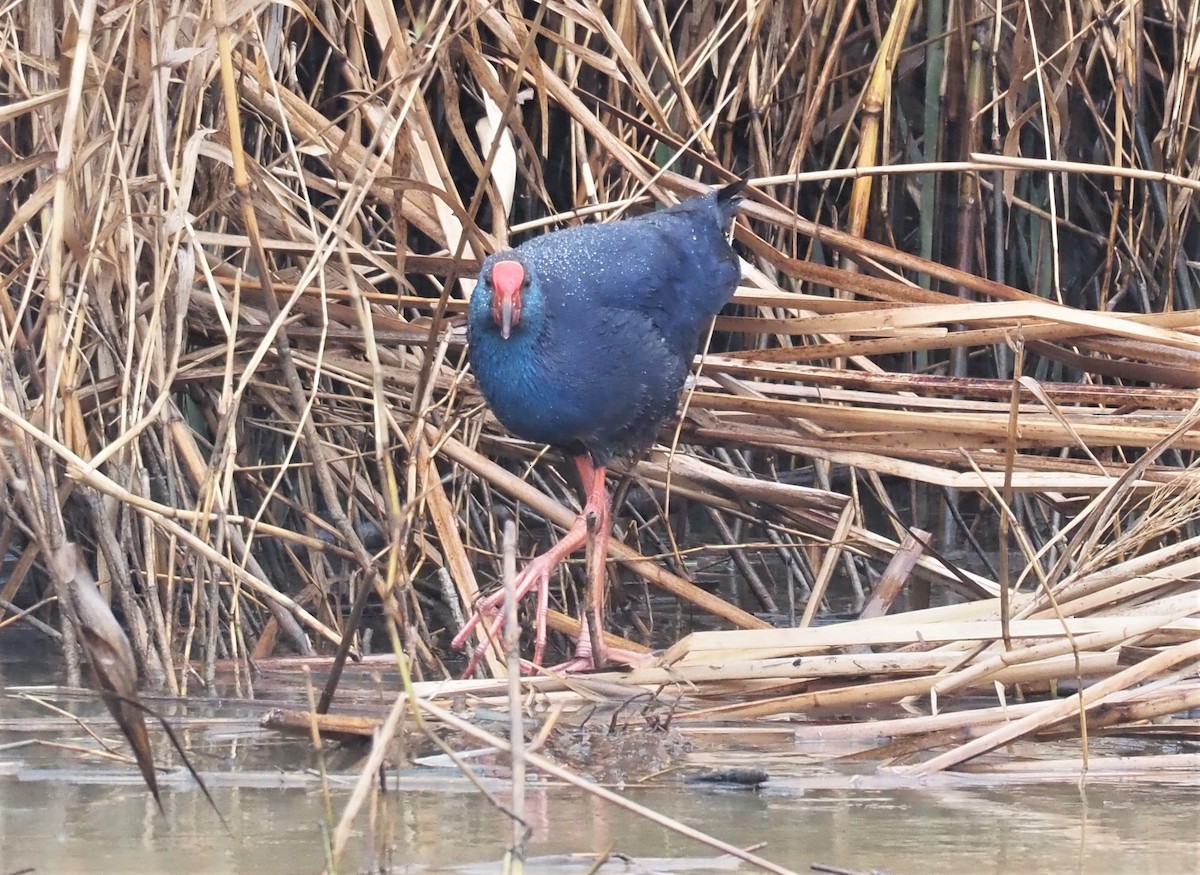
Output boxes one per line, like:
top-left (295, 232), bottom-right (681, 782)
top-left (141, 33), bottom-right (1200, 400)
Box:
top-left (553, 456), bottom-right (611, 670)
top-left (451, 456), bottom-right (609, 675)
top-left (552, 458), bottom-right (647, 673)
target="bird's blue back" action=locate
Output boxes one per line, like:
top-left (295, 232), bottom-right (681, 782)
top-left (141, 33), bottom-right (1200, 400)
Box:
top-left (517, 188), bottom-right (740, 359)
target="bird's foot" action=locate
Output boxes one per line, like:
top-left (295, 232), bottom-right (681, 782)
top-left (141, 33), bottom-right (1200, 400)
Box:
top-left (453, 456), bottom-right (611, 677)
top-left (451, 551), bottom-right (560, 676)
top-left (550, 650), bottom-right (647, 674)
top-left (549, 616), bottom-right (649, 673)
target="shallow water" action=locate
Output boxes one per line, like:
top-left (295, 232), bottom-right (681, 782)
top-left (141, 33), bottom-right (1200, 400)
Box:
top-left (2, 635), bottom-right (1198, 875)
top-left (3, 756), bottom-right (1199, 875)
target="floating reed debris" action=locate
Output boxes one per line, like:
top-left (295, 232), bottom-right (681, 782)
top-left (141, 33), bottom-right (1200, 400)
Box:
top-left (1, 1), bottom-right (1199, 849)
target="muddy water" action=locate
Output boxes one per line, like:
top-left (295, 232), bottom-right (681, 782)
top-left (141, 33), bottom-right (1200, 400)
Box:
top-left (3, 753), bottom-right (1199, 874)
top-left (2, 639), bottom-right (1199, 874)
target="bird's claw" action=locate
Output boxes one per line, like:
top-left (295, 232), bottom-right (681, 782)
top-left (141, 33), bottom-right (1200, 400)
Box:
top-left (451, 555), bottom-right (557, 676)
top-left (551, 614), bottom-right (649, 673)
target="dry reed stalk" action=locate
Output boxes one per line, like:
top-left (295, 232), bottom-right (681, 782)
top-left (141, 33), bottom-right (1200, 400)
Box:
top-left (903, 638), bottom-right (1200, 776)
top-left (658, 617), bottom-right (1200, 667)
top-left (954, 752), bottom-right (1200, 776)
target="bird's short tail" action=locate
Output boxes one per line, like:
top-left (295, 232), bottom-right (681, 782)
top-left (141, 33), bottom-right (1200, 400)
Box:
top-left (716, 177), bottom-right (748, 226)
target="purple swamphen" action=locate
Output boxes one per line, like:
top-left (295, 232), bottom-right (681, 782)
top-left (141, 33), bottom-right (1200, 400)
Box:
top-left (454, 180), bottom-right (746, 673)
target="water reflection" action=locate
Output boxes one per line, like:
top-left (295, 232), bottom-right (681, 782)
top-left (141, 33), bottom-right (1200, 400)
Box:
top-left (3, 750), bottom-right (1199, 874)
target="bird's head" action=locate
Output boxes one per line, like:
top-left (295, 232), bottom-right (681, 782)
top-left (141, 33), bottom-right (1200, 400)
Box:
top-left (481, 255), bottom-right (528, 340)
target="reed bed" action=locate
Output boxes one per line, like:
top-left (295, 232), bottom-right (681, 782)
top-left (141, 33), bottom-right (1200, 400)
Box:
top-left (1, 0), bottom-right (1199, 843)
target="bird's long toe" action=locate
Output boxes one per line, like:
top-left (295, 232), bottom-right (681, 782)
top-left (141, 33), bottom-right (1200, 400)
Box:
top-left (453, 553), bottom-right (560, 676)
top-left (547, 614), bottom-right (648, 673)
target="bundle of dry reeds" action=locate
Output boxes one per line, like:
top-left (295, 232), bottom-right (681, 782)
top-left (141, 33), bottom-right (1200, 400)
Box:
top-left (1, 1), bottom-right (1198, 785)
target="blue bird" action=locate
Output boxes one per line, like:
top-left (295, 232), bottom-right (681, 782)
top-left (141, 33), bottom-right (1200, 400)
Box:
top-left (455, 181), bottom-right (745, 673)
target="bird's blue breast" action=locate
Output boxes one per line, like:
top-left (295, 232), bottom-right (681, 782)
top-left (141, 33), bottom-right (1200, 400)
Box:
top-left (468, 323), bottom-right (592, 449)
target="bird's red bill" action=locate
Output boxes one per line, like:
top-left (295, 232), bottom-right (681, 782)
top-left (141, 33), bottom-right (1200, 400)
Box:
top-left (491, 259), bottom-right (524, 339)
